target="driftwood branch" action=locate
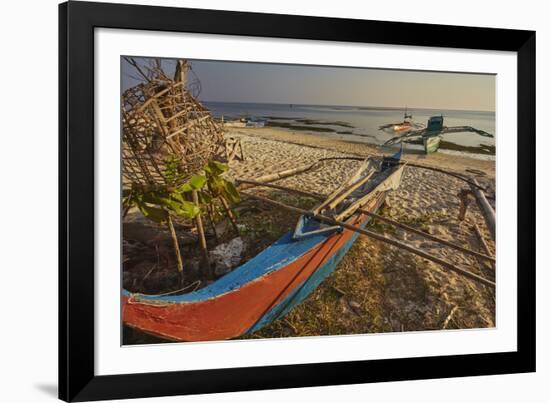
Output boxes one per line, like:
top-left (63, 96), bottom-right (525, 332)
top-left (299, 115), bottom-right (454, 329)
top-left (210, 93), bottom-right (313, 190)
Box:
top-left (457, 188), bottom-right (473, 221)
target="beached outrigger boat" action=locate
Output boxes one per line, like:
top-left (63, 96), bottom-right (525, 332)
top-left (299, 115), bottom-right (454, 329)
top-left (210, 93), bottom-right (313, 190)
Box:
top-left (223, 116), bottom-right (267, 128)
top-left (122, 149), bottom-right (405, 342)
top-left (379, 108), bottom-right (417, 133)
top-left (383, 115), bottom-right (493, 154)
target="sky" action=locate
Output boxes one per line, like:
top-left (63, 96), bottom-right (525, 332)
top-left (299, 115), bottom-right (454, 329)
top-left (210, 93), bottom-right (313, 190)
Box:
top-left (121, 57), bottom-right (495, 111)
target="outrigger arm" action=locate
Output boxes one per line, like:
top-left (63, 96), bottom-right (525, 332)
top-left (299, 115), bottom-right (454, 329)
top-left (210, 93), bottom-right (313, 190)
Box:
top-left (383, 126), bottom-right (494, 147)
top-left (241, 191), bottom-right (495, 289)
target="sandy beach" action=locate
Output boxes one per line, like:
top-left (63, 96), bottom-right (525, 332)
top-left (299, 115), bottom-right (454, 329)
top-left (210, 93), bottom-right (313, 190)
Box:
top-left (122, 125), bottom-right (496, 343)
top-left (226, 126), bottom-right (495, 335)
top-left (121, 57), bottom-right (499, 344)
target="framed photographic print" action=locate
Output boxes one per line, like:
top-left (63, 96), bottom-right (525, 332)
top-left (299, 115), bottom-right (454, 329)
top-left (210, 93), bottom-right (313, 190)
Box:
top-left (59, 1), bottom-right (535, 401)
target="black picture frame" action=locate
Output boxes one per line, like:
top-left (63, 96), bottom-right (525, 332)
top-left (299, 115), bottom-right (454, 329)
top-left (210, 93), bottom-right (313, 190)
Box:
top-left (59, 1), bottom-right (536, 401)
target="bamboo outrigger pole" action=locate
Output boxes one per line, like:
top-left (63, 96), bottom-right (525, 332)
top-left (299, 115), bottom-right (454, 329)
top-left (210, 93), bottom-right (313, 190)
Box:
top-left (403, 162), bottom-right (486, 191)
top-left (241, 191), bottom-right (495, 289)
top-left (238, 154), bottom-right (487, 192)
top-left (237, 156), bottom-right (369, 190)
top-left (236, 178), bottom-right (325, 199)
top-left (192, 190), bottom-right (211, 277)
top-left (357, 208), bottom-right (495, 263)
top-left (470, 177), bottom-right (496, 241)
top-left (239, 163), bottom-right (316, 188)
top-left (237, 179), bottom-right (495, 264)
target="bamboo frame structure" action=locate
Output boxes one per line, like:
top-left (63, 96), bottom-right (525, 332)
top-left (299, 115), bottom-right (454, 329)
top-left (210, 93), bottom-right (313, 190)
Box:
top-left (224, 137), bottom-right (246, 163)
top-left (122, 76), bottom-right (225, 189)
top-left (122, 59), bottom-right (227, 278)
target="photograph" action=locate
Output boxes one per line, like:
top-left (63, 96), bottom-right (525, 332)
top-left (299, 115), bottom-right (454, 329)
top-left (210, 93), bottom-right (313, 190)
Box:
top-left (120, 56), bottom-right (496, 345)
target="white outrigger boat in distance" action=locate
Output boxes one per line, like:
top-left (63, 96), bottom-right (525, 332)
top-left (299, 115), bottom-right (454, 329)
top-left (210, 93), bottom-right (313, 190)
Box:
top-left (382, 115), bottom-right (494, 154)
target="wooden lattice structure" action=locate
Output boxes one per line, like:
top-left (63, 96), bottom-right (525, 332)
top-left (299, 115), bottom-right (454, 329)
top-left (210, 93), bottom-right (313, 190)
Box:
top-left (224, 137), bottom-right (245, 163)
top-left (122, 76), bottom-right (225, 189)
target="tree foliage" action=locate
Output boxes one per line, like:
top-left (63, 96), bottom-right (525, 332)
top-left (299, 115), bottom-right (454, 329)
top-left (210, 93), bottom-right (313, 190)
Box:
top-left (123, 160), bottom-right (239, 225)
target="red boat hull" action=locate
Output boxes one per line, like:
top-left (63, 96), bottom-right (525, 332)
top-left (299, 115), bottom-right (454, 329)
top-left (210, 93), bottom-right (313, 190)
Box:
top-left (122, 212), bottom-right (367, 342)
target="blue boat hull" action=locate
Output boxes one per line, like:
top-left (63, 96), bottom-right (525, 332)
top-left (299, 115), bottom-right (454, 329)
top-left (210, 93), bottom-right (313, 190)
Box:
top-left (246, 194), bottom-right (384, 334)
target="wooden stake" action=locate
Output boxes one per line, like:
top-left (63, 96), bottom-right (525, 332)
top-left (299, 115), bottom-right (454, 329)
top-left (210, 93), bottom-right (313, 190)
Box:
top-left (473, 223), bottom-right (493, 258)
top-left (227, 141), bottom-right (238, 163)
top-left (239, 139), bottom-right (246, 161)
top-left (242, 191), bottom-right (495, 288)
top-left (224, 141), bottom-right (229, 163)
top-left (192, 190), bottom-right (211, 276)
top-left (458, 188), bottom-right (473, 221)
top-left (166, 212), bottom-right (183, 275)
top-left (219, 196), bottom-right (240, 235)
top-left (174, 59), bottom-right (188, 84)
top-left (206, 204), bottom-right (219, 241)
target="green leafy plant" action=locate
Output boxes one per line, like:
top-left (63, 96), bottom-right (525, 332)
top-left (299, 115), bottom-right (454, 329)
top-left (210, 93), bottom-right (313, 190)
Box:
top-left (203, 161), bottom-right (240, 203)
top-left (122, 159), bottom-right (240, 278)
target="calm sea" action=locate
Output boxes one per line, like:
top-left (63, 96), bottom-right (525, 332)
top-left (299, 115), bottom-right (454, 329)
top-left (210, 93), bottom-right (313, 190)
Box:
top-left (205, 101), bottom-right (496, 159)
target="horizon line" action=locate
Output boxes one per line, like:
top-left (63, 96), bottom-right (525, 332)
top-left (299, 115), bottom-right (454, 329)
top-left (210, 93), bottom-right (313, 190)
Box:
top-left (201, 99), bottom-right (496, 113)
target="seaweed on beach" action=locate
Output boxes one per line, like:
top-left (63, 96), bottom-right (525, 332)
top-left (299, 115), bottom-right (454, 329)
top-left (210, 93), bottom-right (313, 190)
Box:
top-left (406, 138), bottom-right (495, 155)
top-left (266, 121), bottom-right (336, 133)
top-left (294, 118), bottom-right (355, 129)
top-left (346, 132), bottom-right (376, 139)
top-left (264, 116), bottom-right (295, 120)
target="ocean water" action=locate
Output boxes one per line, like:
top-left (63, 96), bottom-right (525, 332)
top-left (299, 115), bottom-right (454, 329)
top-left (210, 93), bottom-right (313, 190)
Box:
top-left (205, 101), bottom-right (496, 158)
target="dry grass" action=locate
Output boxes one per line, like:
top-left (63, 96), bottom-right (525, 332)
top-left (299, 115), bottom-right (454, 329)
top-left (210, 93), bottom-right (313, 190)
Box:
top-left (240, 202), bottom-right (495, 340)
top-left (124, 189), bottom-right (495, 344)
